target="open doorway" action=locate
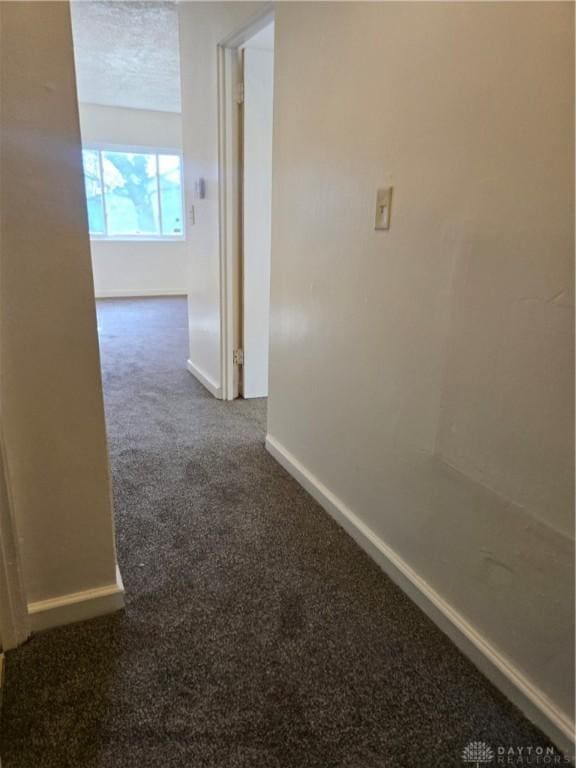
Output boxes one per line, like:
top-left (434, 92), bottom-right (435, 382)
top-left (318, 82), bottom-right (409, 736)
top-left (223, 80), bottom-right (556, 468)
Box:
top-left (217, 10), bottom-right (275, 401)
top-left (68, 1), bottom-right (192, 448)
top-left (70, 1), bottom-right (188, 302)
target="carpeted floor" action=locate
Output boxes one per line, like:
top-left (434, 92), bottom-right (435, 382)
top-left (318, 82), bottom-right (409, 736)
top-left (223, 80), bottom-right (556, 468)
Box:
top-left (0, 297), bottom-right (558, 767)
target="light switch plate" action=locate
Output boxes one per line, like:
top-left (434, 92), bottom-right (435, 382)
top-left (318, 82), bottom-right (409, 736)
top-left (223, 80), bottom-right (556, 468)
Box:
top-left (375, 187), bottom-right (393, 230)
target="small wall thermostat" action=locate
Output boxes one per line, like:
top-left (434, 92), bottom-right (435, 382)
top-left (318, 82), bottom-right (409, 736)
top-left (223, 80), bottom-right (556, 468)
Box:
top-left (195, 178), bottom-right (206, 199)
top-left (375, 187), bottom-right (393, 230)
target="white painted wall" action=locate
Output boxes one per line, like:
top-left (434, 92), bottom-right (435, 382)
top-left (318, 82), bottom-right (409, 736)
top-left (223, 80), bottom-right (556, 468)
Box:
top-left (268, 1), bottom-right (574, 741)
top-left (78, 103), bottom-right (187, 297)
top-left (242, 46), bottom-right (274, 398)
top-left (0, 3), bottom-right (120, 608)
top-left (178, 2), bottom-right (261, 393)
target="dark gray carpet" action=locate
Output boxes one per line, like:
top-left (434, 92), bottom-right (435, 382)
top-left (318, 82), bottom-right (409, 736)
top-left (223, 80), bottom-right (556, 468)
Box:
top-left (0, 297), bottom-right (559, 767)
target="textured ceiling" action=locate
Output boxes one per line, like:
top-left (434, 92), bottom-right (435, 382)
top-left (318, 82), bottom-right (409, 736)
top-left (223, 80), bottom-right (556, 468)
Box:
top-left (70, 1), bottom-right (181, 113)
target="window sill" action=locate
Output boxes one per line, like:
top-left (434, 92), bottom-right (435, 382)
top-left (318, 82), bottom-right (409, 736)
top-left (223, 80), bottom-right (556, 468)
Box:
top-left (89, 236), bottom-right (186, 243)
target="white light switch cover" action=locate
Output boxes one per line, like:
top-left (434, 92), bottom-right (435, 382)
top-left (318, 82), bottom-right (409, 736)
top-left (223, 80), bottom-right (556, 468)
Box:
top-left (375, 187), bottom-right (393, 230)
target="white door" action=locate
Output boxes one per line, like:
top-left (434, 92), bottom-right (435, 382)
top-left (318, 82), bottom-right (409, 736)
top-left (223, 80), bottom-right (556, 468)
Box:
top-left (242, 47), bottom-right (274, 398)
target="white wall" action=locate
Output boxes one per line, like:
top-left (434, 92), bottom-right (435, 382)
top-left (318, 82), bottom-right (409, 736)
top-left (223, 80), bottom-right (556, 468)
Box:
top-left (178, 2), bottom-right (261, 393)
top-left (0, 3), bottom-right (120, 609)
top-left (78, 103), bottom-right (187, 297)
top-left (268, 1), bottom-right (574, 743)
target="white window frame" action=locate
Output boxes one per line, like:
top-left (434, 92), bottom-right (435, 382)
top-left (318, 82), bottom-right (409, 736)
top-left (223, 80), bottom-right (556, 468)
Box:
top-left (82, 142), bottom-right (186, 242)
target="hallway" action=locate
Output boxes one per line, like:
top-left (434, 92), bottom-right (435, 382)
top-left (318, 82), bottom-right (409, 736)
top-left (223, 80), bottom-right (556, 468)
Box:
top-left (1, 298), bottom-right (554, 766)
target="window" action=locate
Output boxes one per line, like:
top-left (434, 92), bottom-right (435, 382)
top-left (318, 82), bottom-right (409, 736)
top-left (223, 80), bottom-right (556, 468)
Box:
top-left (81, 147), bottom-right (184, 239)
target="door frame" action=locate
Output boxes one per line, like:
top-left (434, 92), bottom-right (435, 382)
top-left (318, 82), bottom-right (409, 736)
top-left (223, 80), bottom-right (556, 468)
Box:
top-left (0, 426), bottom-right (30, 650)
top-left (216, 5), bottom-right (274, 400)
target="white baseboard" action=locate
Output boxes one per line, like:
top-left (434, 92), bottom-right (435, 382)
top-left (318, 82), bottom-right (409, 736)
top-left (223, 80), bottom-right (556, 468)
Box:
top-left (265, 434), bottom-right (575, 756)
top-left (95, 290), bottom-right (187, 298)
top-left (27, 565), bottom-right (125, 633)
top-left (186, 359), bottom-right (222, 399)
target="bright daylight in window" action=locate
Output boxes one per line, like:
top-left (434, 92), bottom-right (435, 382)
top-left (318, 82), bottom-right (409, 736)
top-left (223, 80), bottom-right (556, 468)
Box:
top-left (82, 148), bottom-right (184, 239)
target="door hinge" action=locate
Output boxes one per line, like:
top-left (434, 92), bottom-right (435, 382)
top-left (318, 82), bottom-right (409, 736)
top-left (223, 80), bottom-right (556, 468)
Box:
top-left (233, 349), bottom-right (244, 365)
top-left (235, 82), bottom-right (244, 104)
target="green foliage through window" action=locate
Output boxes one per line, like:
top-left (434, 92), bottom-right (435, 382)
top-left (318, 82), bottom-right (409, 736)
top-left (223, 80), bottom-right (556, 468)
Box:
top-left (81, 147), bottom-right (184, 239)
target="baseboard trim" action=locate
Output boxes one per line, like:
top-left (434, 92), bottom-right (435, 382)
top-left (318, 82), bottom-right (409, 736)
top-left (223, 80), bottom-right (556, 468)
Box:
top-left (95, 290), bottom-right (187, 298)
top-left (265, 434), bottom-right (575, 756)
top-left (186, 359), bottom-right (222, 399)
top-left (27, 565), bottom-right (125, 633)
